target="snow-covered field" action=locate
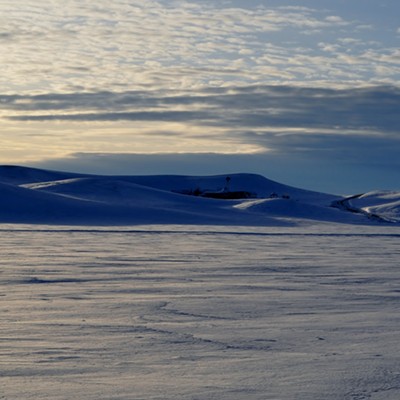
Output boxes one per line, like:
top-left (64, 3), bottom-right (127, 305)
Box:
top-left (1, 223), bottom-right (400, 399)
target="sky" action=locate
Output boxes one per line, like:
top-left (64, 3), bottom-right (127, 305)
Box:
top-left (0, 0), bottom-right (399, 194)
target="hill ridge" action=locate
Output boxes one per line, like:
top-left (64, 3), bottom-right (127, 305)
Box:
top-left (0, 165), bottom-right (398, 225)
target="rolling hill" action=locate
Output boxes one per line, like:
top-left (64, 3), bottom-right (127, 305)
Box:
top-left (0, 165), bottom-right (398, 225)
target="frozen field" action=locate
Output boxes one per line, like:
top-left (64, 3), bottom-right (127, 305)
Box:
top-left (1, 223), bottom-right (400, 399)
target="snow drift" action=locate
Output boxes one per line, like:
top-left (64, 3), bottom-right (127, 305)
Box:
top-left (0, 165), bottom-right (398, 225)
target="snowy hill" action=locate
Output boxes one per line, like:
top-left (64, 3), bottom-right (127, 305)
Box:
top-left (331, 191), bottom-right (400, 223)
top-left (0, 165), bottom-right (398, 225)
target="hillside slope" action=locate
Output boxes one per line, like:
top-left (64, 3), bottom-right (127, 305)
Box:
top-left (0, 165), bottom-right (398, 225)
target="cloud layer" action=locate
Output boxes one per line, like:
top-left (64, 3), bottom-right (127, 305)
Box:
top-left (1, 0), bottom-right (400, 94)
top-left (4, 84), bottom-right (400, 134)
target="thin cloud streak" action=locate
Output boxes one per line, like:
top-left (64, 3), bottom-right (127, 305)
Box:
top-left (5, 85), bottom-right (400, 136)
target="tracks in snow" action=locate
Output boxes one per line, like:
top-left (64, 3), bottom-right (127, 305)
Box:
top-left (331, 194), bottom-right (392, 223)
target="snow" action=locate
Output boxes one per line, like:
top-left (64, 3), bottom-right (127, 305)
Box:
top-left (1, 224), bottom-right (399, 399)
top-left (345, 192), bottom-right (400, 223)
top-left (1, 166), bottom-right (400, 398)
top-left (0, 165), bottom-right (399, 225)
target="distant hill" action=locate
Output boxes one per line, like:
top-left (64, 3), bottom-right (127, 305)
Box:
top-left (0, 165), bottom-right (398, 225)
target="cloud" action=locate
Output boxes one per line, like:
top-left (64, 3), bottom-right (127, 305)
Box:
top-left (4, 85), bottom-right (400, 136)
top-left (1, 0), bottom-right (399, 94)
top-left (9, 110), bottom-right (215, 123)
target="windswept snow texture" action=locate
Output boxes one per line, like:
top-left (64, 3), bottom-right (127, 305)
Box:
top-left (1, 225), bottom-right (400, 399)
top-left (0, 165), bottom-right (398, 225)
